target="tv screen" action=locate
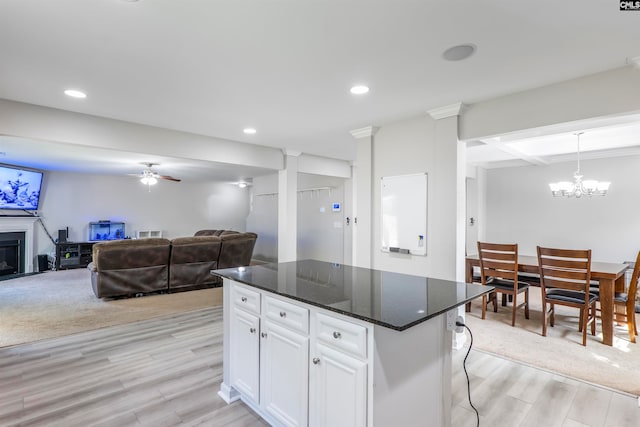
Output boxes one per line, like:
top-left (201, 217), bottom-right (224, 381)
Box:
top-left (0, 164), bottom-right (43, 210)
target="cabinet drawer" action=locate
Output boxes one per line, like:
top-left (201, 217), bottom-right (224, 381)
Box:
top-left (315, 312), bottom-right (367, 359)
top-left (264, 295), bottom-right (309, 335)
top-left (232, 284), bottom-right (261, 315)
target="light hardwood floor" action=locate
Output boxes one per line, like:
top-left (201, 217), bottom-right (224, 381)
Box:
top-left (0, 307), bottom-right (637, 426)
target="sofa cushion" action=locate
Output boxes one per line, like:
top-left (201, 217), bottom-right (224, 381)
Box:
top-left (170, 236), bottom-right (222, 263)
top-left (218, 232), bottom-right (258, 269)
top-left (194, 229), bottom-right (224, 236)
top-left (169, 236), bottom-right (223, 290)
top-left (92, 238), bottom-right (171, 270)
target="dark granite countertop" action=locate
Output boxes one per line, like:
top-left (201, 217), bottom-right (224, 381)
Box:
top-left (212, 259), bottom-right (493, 331)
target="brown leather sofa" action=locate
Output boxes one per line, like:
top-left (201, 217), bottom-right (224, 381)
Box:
top-left (90, 238), bottom-right (171, 298)
top-left (169, 236), bottom-right (223, 290)
top-left (89, 231), bottom-right (257, 298)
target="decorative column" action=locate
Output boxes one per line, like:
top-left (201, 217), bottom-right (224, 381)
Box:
top-left (278, 149), bottom-right (301, 263)
top-left (427, 102), bottom-right (467, 349)
top-left (350, 126), bottom-right (378, 269)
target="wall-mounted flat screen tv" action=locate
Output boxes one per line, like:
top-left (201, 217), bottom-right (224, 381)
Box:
top-left (0, 164), bottom-right (44, 211)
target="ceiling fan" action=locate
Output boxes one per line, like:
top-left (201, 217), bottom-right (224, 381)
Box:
top-left (129, 163), bottom-right (181, 190)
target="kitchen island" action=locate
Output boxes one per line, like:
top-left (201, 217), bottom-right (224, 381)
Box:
top-left (213, 259), bottom-right (491, 427)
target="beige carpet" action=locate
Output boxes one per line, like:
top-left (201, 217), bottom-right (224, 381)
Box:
top-left (464, 288), bottom-right (639, 396)
top-left (0, 269), bottom-right (222, 348)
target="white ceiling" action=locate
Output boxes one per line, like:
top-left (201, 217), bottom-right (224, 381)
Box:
top-left (1, 0), bottom-right (640, 178)
top-left (466, 113), bottom-right (640, 169)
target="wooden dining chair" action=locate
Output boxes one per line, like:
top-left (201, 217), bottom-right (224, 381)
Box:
top-left (477, 242), bottom-right (530, 326)
top-left (537, 246), bottom-right (597, 346)
top-left (591, 251), bottom-right (639, 343)
top-left (618, 251), bottom-right (640, 343)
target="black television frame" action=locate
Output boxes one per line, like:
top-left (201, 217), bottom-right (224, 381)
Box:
top-left (0, 163), bottom-right (44, 211)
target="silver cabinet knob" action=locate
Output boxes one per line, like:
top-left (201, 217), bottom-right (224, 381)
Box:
top-left (249, 328), bottom-right (256, 334)
top-left (279, 311), bottom-right (287, 318)
top-left (332, 331), bottom-right (342, 339)
top-left (241, 297), bottom-right (247, 302)
top-left (312, 358), bottom-right (320, 365)
top-left (261, 332), bottom-right (267, 338)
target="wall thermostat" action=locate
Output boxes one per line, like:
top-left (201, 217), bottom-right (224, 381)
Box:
top-left (332, 203), bottom-right (341, 212)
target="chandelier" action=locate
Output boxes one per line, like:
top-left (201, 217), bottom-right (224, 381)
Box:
top-left (549, 132), bottom-right (610, 198)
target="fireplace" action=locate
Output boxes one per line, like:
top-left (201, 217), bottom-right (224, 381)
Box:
top-left (0, 217), bottom-right (37, 274)
top-left (0, 231), bottom-right (26, 276)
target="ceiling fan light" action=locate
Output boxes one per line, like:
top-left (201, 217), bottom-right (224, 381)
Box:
top-left (140, 176), bottom-right (149, 185)
top-left (148, 176), bottom-right (158, 185)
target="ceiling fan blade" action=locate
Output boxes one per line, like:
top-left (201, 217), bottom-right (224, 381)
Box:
top-left (158, 175), bottom-right (181, 182)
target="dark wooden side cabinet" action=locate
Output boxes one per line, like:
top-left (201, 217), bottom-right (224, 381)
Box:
top-left (55, 242), bottom-right (96, 270)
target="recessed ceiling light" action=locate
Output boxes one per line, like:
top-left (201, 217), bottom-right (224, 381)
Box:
top-left (243, 128), bottom-right (257, 135)
top-left (350, 85), bottom-right (369, 95)
top-left (442, 44), bottom-right (476, 62)
top-left (64, 89), bottom-right (87, 99)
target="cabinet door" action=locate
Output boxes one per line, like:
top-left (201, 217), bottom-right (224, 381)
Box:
top-left (309, 343), bottom-right (367, 427)
top-left (230, 307), bottom-right (260, 405)
top-left (260, 320), bottom-right (309, 427)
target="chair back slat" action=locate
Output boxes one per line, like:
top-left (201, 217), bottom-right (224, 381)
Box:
top-left (538, 247), bottom-right (590, 258)
top-left (539, 267), bottom-right (590, 282)
top-left (541, 277), bottom-right (589, 292)
top-left (539, 257), bottom-right (589, 270)
top-left (481, 259), bottom-right (515, 270)
top-left (480, 251), bottom-right (514, 262)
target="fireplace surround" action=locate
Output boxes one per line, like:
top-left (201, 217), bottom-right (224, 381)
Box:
top-left (0, 216), bottom-right (38, 274)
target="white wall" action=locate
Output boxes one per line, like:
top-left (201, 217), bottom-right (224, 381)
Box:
top-left (246, 172), bottom-right (349, 264)
top-left (297, 173), bottom-right (346, 263)
top-left (460, 66), bottom-right (640, 142)
top-left (370, 114), bottom-right (460, 280)
top-left (28, 171), bottom-right (250, 257)
top-left (247, 173), bottom-right (279, 262)
top-left (484, 155), bottom-right (640, 263)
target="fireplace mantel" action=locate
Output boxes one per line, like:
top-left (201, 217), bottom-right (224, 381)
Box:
top-left (0, 216), bottom-right (38, 273)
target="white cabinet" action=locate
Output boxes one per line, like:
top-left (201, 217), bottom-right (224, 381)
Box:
top-left (310, 313), bottom-right (368, 427)
top-left (229, 307), bottom-right (260, 405)
top-left (229, 283), bottom-right (310, 427)
top-left (261, 320), bottom-right (309, 427)
top-left (221, 277), bottom-right (453, 427)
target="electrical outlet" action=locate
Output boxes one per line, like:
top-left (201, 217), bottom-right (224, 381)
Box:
top-left (446, 311), bottom-right (465, 333)
top-left (446, 310), bottom-right (456, 331)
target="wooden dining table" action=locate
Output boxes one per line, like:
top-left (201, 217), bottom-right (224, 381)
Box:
top-left (465, 254), bottom-right (628, 346)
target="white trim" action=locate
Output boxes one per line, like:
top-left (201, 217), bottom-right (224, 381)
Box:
top-left (350, 126), bottom-right (379, 139)
top-left (0, 216), bottom-right (38, 273)
top-left (282, 148), bottom-right (302, 157)
top-left (427, 102), bottom-right (465, 120)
